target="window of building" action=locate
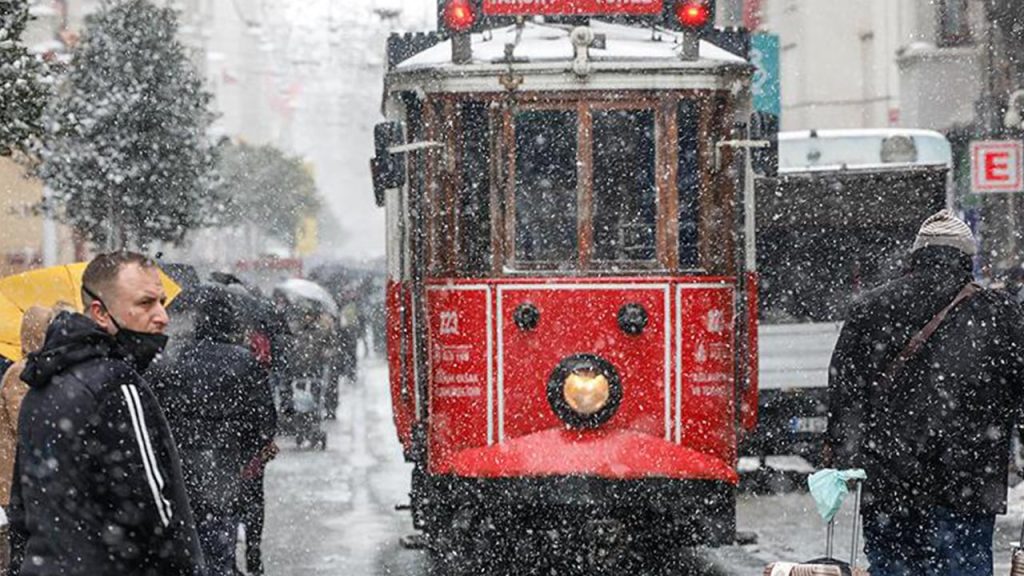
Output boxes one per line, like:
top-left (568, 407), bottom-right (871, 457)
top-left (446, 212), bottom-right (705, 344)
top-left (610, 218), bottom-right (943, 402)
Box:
top-left (937, 0), bottom-right (971, 47)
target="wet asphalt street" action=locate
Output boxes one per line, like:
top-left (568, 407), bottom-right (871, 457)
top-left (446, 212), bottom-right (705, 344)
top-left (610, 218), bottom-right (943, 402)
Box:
top-left (257, 359), bottom-right (1024, 575)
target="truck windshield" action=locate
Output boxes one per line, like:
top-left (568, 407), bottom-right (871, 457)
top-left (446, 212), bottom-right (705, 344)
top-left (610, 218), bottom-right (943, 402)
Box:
top-left (757, 168), bottom-right (949, 323)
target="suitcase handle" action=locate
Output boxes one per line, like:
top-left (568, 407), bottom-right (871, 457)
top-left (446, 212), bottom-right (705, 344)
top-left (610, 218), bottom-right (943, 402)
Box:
top-left (826, 479), bottom-right (863, 568)
top-left (1018, 510), bottom-right (1024, 551)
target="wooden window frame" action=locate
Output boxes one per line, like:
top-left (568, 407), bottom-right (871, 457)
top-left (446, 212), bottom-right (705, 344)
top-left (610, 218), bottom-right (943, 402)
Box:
top-left (420, 90), bottom-right (736, 278)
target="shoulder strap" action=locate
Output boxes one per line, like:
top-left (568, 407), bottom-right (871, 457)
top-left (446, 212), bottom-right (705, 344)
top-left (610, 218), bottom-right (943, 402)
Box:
top-left (883, 282), bottom-right (982, 383)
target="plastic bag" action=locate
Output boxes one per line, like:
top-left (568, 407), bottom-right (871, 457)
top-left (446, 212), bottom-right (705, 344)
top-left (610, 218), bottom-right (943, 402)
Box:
top-left (807, 468), bottom-right (867, 523)
top-left (292, 379), bottom-right (317, 414)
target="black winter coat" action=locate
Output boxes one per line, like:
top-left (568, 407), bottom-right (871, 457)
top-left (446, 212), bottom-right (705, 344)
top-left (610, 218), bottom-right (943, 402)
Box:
top-left (7, 313), bottom-right (204, 576)
top-left (827, 247), bottom-right (1024, 515)
top-left (150, 335), bottom-right (276, 517)
top-left (288, 324), bottom-right (330, 381)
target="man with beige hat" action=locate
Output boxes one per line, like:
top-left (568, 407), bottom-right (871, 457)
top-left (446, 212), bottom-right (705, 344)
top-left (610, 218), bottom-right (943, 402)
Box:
top-left (826, 209), bottom-right (1024, 575)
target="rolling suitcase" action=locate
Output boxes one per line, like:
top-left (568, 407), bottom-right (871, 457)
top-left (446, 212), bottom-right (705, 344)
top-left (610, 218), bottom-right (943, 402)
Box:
top-left (764, 480), bottom-right (869, 576)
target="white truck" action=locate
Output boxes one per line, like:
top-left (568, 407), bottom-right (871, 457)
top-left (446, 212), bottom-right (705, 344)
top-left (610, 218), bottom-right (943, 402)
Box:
top-left (746, 129), bottom-right (954, 466)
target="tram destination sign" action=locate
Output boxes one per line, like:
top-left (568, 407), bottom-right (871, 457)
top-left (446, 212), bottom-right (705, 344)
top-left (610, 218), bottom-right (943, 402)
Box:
top-left (483, 0), bottom-right (664, 16)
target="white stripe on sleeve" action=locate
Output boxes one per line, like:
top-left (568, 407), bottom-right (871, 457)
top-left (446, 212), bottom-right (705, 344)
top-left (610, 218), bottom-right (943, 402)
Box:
top-left (126, 385), bottom-right (167, 490)
top-left (126, 385), bottom-right (174, 517)
top-left (120, 384), bottom-right (173, 527)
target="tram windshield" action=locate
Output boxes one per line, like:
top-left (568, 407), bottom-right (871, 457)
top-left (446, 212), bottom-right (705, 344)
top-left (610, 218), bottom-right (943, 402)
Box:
top-left (514, 110), bottom-right (579, 265)
top-left (514, 108), bottom-right (659, 266)
top-left (592, 109), bottom-right (657, 263)
top-left (425, 95), bottom-right (725, 277)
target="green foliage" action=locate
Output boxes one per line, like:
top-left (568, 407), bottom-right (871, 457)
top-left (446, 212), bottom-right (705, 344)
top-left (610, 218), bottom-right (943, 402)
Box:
top-left (38, 0), bottom-right (221, 249)
top-left (0, 0), bottom-right (51, 157)
top-left (217, 141), bottom-right (321, 247)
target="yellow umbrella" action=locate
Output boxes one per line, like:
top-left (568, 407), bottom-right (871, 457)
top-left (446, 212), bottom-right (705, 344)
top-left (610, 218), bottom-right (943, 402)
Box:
top-left (0, 292), bottom-right (25, 361)
top-left (0, 263), bottom-right (181, 361)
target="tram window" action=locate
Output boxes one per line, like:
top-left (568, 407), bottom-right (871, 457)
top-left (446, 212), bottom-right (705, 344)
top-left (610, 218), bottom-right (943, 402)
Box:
top-left (514, 110), bottom-right (579, 265)
top-left (592, 109), bottom-right (656, 263)
top-left (678, 100), bottom-right (701, 269)
top-left (429, 100), bottom-right (453, 276)
top-left (457, 102), bottom-right (491, 274)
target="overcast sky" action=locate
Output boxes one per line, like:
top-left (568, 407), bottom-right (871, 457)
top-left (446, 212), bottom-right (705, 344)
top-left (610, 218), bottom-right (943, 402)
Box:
top-left (284, 0), bottom-right (435, 262)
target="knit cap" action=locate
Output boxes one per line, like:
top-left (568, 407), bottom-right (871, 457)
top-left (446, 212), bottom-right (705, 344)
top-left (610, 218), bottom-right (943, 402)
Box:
top-left (912, 209), bottom-right (976, 256)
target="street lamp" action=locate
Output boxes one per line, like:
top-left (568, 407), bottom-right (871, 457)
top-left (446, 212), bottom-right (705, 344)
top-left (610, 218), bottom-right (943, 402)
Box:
top-left (1003, 89), bottom-right (1024, 129)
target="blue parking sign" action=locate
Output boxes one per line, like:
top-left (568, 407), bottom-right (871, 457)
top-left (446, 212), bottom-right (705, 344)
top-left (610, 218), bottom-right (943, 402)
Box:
top-left (750, 33), bottom-right (781, 117)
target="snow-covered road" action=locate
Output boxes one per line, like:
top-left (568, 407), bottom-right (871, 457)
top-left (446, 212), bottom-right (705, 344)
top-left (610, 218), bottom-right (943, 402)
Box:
top-left (258, 359), bottom-right (1024, 574)
top-left (262, 360), bottom-right (420, 575)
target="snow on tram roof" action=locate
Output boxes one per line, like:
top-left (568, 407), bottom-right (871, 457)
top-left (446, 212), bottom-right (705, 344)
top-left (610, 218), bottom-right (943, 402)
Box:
top-left (394, 20), bottom-right (746, 73)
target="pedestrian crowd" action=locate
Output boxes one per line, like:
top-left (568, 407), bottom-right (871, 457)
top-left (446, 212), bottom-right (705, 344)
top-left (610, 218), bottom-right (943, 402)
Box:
top-left (0, 251), bottom-right (354, 576)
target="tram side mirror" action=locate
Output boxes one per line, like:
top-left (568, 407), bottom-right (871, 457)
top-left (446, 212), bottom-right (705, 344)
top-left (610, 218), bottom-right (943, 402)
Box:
top-left (750, 112), bottom-right (779, 178)
top-left (371, 121), bottom-right (406, 207)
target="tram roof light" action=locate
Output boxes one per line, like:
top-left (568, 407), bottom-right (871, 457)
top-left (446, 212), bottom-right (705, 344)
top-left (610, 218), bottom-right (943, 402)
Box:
top-left (444, 0), bottom-right (476, 34)
top-left (675, 1), bottom-right (711, 29)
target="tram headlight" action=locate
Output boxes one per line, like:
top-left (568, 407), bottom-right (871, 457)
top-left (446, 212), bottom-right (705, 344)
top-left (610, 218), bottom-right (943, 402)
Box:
top-left (547, 355), bottom-right (623, 429)
top-left (563, 370), bottom-right (611, 416)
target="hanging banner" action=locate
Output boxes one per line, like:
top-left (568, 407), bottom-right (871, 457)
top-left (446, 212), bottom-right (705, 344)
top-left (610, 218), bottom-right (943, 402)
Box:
top-left (750, 33), bottom-right (781, 117)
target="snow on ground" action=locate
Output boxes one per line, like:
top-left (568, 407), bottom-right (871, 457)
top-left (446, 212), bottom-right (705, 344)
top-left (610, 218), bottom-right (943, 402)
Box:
top-left (737, 456), bottom-right (816, 474)
top-left (259, 359), bottom-right (1024, 574)
top-left (262, 360), bottom-right (419, 575)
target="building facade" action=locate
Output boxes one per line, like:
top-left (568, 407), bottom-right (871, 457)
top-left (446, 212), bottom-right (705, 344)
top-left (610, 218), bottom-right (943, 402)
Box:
top-left (0, 160), bottom-right (76, 276)
top-left (757, 0), bottom-right (981, 133)
top-left (757, 0), bottom-right (1021, 269)
top-left (0, 0), bottom-right (94, 275)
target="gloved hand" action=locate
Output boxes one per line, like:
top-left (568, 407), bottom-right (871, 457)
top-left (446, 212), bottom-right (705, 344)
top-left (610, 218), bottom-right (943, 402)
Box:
top-left (241, 442), bottom-right (280, 480)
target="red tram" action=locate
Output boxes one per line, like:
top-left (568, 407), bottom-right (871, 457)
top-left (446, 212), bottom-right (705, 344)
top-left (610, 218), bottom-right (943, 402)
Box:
top-left (371, 0), bottom-right (769, 569)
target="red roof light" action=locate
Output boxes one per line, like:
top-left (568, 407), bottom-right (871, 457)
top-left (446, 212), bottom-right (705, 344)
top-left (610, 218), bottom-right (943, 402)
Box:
top-left (444, 0), bottom-right (476, 33)
top-left (675, 1), bottom-right (710, 28)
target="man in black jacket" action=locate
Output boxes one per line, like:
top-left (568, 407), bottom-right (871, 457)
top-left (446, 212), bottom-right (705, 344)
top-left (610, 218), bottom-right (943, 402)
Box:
top-left (827, 210), bottom-right (1024, 576)
top-left (7, 252), bottom-right (204, 576)
top-left (151, 287), bottom-right (277, 576)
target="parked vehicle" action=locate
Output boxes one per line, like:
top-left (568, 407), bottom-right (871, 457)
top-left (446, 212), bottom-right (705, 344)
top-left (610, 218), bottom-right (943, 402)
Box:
top-left (746, 129), bottom-right (953, 465)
